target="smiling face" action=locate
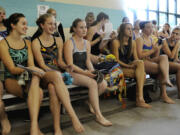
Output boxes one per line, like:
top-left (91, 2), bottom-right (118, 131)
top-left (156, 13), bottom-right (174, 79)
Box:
top-left (171, 29), bottom-right (180, 41)
top-left (11, 17), bottom-right (28, 35)
top-left (73, 21), bottom-right (87, 38)
top-left (41, 16), bottom-right (56, 35)
top-left (0, 9), bottom-right (6, 23)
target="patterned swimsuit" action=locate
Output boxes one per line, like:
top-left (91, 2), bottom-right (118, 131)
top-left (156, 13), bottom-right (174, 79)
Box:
top-left (4, 38), bottom-right (28, 79)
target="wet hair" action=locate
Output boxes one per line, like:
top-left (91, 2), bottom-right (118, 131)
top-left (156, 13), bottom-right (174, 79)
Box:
top-left (46, 8), bottom-right (56, 14)
top-left (70, 18), bottom-right (83, 33)
top-left (31, 13), bottom-right (53, 41)
top-left (152, 20), bottom-right (157, 25)
top-left (91, 12), bottom-right (109, 26)
top-left (122, 17), bottom-right (129, 23)
top-left (117, 23), bottom-right (133, 58)
top-left (139, 21), bottom-right (151, 30)
top-left (3, 13), bottom-right (25, 33)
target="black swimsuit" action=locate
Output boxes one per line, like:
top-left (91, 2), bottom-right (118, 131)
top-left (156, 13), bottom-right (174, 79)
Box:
top-left (119, 45), bottom-right (134, 64)
top-left (91, 33), bottom-right (101, 55)
top-left (71, 37), bottom-right (87, 70)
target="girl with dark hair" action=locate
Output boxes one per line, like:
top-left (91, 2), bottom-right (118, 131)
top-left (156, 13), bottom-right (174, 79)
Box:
top-left (112, 23), bottom-right (151, 108)
top-left (0, 6), bottom-right (8, 38)
top-left (85, 12), bottom-right (95, 29)
top-left (86, 12), bottom-right (110, 56)
top-left (151, 20), bottom-right (158, 37)
top-left (122, 17), bottom-right (130, 23)
top-left (64, 18), bottom-right (112, 127)
top-left (31, 14), bottom-right (84, 135)
top-left (162, 27), bottom-right (180, 98)
top-left (0, 13), bottom-right (45, 135)
top-left (158, 23), bottom-right (171, 39)
top-left (136, 21), bottom-right (175, 104)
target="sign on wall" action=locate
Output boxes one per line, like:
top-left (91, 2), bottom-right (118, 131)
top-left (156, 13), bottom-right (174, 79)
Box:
top-left (37, 5), bottom-right (49, 17)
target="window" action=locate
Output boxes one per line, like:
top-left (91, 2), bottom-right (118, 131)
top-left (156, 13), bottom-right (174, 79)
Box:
top-left (149, 11), bottom-right (157, 20)
top-left (168, 15), bottom-right (176, 27)
top-left (127, 0), bottom-right (148, 10)
top-left (125, 0), bottom-right (179, 27)
top-left (136, 10), bottom-right (147, 20)
top-left (148, 0), bottom-right (157, 10)
top-left (177, 0), bottom-right (180, 14)
top-left (126, 10), bottom-right (134, 24)
top-left (159, 0), bottom-right (167, 12)
top-left (169, 0), bottom-right (175, 13)
top-left (159, 13), bottom-right (167, 26)
top-left (177, 18), bottom-right (180, 25)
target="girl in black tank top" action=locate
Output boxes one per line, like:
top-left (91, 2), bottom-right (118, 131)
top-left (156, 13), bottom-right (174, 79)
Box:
top-left (118, 45), bottom-right (134, 64)
top-left (71, 37), bottom-right (87, 69)
top-left (112, 23), bottom-right (152, 108)
top-left (64, 18), bottom-right (112, 127)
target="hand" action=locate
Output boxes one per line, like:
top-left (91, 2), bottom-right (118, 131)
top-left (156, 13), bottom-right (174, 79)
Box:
top-left (174, 59), bottom-right (180, 63)
top-left (152, 45), bottom-right (159, 52)
top-left (100, 33), bottom-right (105, 39)
top-left (128, 64), bottom-right (135, 69)
top-left (65, 64), bottom-right (73, 72)
top-left (84, 70), bottom-right (96, 78)
top-left (27, 66), bottom-right (45, 78)
top-left (110, 31), bottom-right (117, 39)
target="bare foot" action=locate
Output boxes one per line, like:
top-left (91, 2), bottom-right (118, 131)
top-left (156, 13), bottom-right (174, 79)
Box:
top-left (136, 101), bottom-right (152, 108)
top-left (72, 118), bottom-right (84, 133)
top-left (161, 96), bottom-right (175, 104)
top-left (162, 80), bottom-right (173, 87)
top-left (86, 100), bottom-right (95, 114)
top-left (96, 116), bottom-right (112, 127)
top-left (1, 115), bottom-right (11, 135)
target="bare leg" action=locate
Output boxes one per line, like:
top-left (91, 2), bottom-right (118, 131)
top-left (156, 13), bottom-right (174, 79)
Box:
top-left (5, 76), bottom-right (43, 135)
top-left (133, 60), bottom-right (152, 108)
top-left (87, 80), bottom-right (107, 114)
top-left (27, 76), bottom-right (44, 135)
top-left (0, 81), bottom-right (11, 135)
top-left (169, 62), bottom-right (180, 98)
top-left (71, 72), bottom-right (112, 127)
top-left (144, 60), bottom-right (174, 104)
top-left (98, 80), bottom-right (107, 96)
top-left (43, 71), bottom-right (84, 133)
top-left (48, 83), bottom-right (63, 135)
top-left (152, 55), bottom-right (173, 87)
top-left (123, 61), bottom-right (151, 108)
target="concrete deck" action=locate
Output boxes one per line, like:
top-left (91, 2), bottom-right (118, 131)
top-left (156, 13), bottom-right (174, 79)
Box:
top-left (3, 86), bottom-right (180, 135)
